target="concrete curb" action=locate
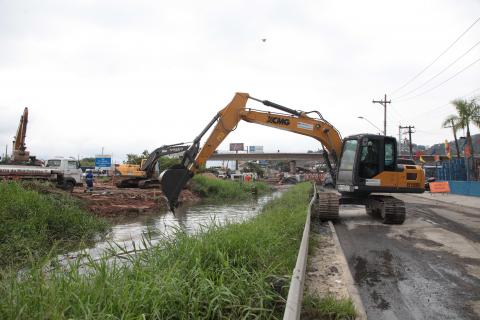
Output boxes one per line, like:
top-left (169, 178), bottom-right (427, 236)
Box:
top-left (328, 221), bottom-right (368, 320)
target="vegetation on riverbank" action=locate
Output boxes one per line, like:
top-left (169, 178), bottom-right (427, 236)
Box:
top-left (1, 182), bottom-right (354, 319)
top-left (303, 295), bottom-right (356, 320)
top-left (0, 182), bottom-right (109, 268)
top-left (0, 183), bottom-right (309, 319)
top-left (191, 174), bottom-right (271, 201)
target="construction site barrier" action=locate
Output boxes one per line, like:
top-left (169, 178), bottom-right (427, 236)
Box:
top-left (448, 180), bottom-right (480, 197)
top-left (283, 183), bottom-right (317, 320)
top-left (429, 181), bottom-right (451, 193)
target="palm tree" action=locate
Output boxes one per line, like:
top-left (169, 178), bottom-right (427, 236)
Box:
top-left (444, 98), bottom-right (480, 157)
top-left (442, 115), bottom-right (461, 158)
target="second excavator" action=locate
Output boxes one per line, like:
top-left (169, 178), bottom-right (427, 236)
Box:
top-left (160, 93), bottom-right (425, 224)
top-left (116, 143), bottom-right (190, 188)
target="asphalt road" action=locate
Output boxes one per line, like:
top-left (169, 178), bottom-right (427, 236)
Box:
top-left (334, 194), bottom-right (480, 320)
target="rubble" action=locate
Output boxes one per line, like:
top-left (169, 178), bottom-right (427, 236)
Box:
top-left (72, 181), bottom-right (200, 217)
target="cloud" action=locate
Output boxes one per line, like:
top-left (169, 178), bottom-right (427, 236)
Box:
top-left (1, 0), bottom-right (479, 162)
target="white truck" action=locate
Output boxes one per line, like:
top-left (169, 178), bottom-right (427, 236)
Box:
top-left (0, 157), bottom-right (83, 191)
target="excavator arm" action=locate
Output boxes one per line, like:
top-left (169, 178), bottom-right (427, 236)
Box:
top-left (140, 143), bottom-right (191, 178)
top-left (12, 107), bottom-right (30, 162)
top-left (160, 92), bottom-right (343, 210)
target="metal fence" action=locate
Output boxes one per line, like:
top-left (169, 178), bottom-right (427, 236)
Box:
top-left (435, 158), bottom-right (480, 181)
top-left (283, 183), bottom-right (317, 320)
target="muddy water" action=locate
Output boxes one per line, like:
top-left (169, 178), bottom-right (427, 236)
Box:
top-left (61, 188), bottom-right (287, 263)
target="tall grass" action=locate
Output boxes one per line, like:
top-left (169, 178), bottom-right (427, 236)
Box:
top-left (302, 295), bottom-right (356, 320)
top-left (191, 174), bottom-right (271, 202)
top-left (0, 183), bottom-right (311, 319)
top-left (0, 182), bottom-right (109, 268)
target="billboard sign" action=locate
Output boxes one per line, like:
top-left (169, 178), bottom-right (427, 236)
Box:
top-left (229, 143), bottom-right (244, 152)
top-left (248, 145), bottom-right (264, 153)
top-left (95, 155), bottom-right (112, 169)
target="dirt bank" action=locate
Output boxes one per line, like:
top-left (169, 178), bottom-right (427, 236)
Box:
top-left (72, 181), bottom-right (200, 217)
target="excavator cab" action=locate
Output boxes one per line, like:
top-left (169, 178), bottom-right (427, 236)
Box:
top-left (336, 134), bottom-right (423, 195)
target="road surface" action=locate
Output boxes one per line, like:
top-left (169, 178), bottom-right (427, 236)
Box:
top-left (334, 194), bottom-right (480, 320)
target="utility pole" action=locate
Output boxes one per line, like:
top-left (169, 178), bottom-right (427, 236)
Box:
top-left (372, 94), bottom-right (391, 136)
top-left (398, 125), bottom-right (402, 156)
top-left (400, 125), bottom-right (415, 159)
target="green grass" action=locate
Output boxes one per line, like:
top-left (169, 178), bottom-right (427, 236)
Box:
top-left (0, 182), bottom-right (109, 268)
top-left (302, 295), bottom-right (356, 320)
top-left (191, 174), bottom-right (271, 202)
top-left (0, 183), bottom-right (312, 319)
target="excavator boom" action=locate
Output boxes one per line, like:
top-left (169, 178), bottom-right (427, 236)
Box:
top-left (160, 92), bottom-right (343, 210)
top-left (12, 107), bottom-right (31, 162)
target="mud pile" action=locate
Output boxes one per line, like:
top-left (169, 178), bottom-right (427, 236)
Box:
top-left (72, 181), bottom-right (200, 216)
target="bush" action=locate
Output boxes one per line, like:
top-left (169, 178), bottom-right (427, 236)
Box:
top-left (0, 182), bottom-right (109, 267)
top-left (191, 175), bottom-right (270, 201)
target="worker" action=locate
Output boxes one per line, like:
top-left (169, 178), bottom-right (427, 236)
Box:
top-left (85, 169), bottom-right (94, 193)
top-left (361, 141), bottom-right (378, 178)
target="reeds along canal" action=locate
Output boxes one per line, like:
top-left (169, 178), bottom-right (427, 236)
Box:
top-left (61, 186), bottom-right (289, 263)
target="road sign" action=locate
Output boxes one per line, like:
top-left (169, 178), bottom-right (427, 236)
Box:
top-left (95, 155), bottom-right (112, 169)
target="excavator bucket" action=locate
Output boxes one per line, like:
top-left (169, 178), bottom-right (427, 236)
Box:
top-left (160, 164), bottom-right (192, 211)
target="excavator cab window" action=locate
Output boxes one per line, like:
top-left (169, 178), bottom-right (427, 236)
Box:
top-left (384, 139), bottom-right (397, 171)
top-left (359, 139), bottom-right (380, 179)
top-left (336, 139), bottom-right (358, 186)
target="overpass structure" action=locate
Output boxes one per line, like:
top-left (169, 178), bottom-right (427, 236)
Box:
top-left (208, 152), bottom-right (324, 161)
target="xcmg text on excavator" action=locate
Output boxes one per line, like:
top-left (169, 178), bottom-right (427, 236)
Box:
top-left (160, 93), bottom-right (425, 224)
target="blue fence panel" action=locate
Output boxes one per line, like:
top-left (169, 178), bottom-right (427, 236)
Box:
top-left (447, 181), bottom-right (480, 197)
top-left (435, 159), bottom-right (467, 181)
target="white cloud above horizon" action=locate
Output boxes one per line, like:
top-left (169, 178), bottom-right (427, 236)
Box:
top-left (1, 0), bottom-right (479, 162)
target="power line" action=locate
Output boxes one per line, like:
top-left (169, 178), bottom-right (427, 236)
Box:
top-left (395, 55), bottom-right (480, 103)
top-left (393, 86), bottom-right (480, 122)
top-left (391, 16), bottom-right (480, 95)
top-left (393, 39), bottom-right (480, 100)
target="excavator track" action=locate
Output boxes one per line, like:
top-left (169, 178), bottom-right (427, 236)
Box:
top-left (313, 191), bottom-right (339, 221)
top-left (366, 195), bottom-right (406, 225)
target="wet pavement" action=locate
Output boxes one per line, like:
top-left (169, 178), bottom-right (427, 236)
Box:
top-left (334, 194), bottom-right (480, 320)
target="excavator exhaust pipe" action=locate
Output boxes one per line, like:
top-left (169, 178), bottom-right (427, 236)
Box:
top-left (160, 164), bottom-right (192, 212)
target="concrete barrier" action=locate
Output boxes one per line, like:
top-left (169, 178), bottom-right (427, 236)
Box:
top-left (446, 181), bottom-right (480, 197)
top-left (283, 183), bottom-right (317, 320)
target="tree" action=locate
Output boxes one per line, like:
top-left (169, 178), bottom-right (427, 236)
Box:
top-left (241, 161), bottom-right (265, 177)
top-left (446, 98), bottom-right (480, 157)
top-left (442, 115), bottom-right (461, 158)
top-left (79, 157), bottom-right (95, 167)
top-left (125, 150), bottom-right (149, 165)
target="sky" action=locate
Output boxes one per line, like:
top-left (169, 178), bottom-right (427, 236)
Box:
top-left (1, 0), bottom-right (479, 162)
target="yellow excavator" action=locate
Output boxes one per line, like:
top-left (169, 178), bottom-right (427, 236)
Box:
top-left (11, 107), bottom-right (32, 163)
top-left (116, 143), bottom-right (190, 188)
top-left (160, 93), bottom-right (425, 224)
